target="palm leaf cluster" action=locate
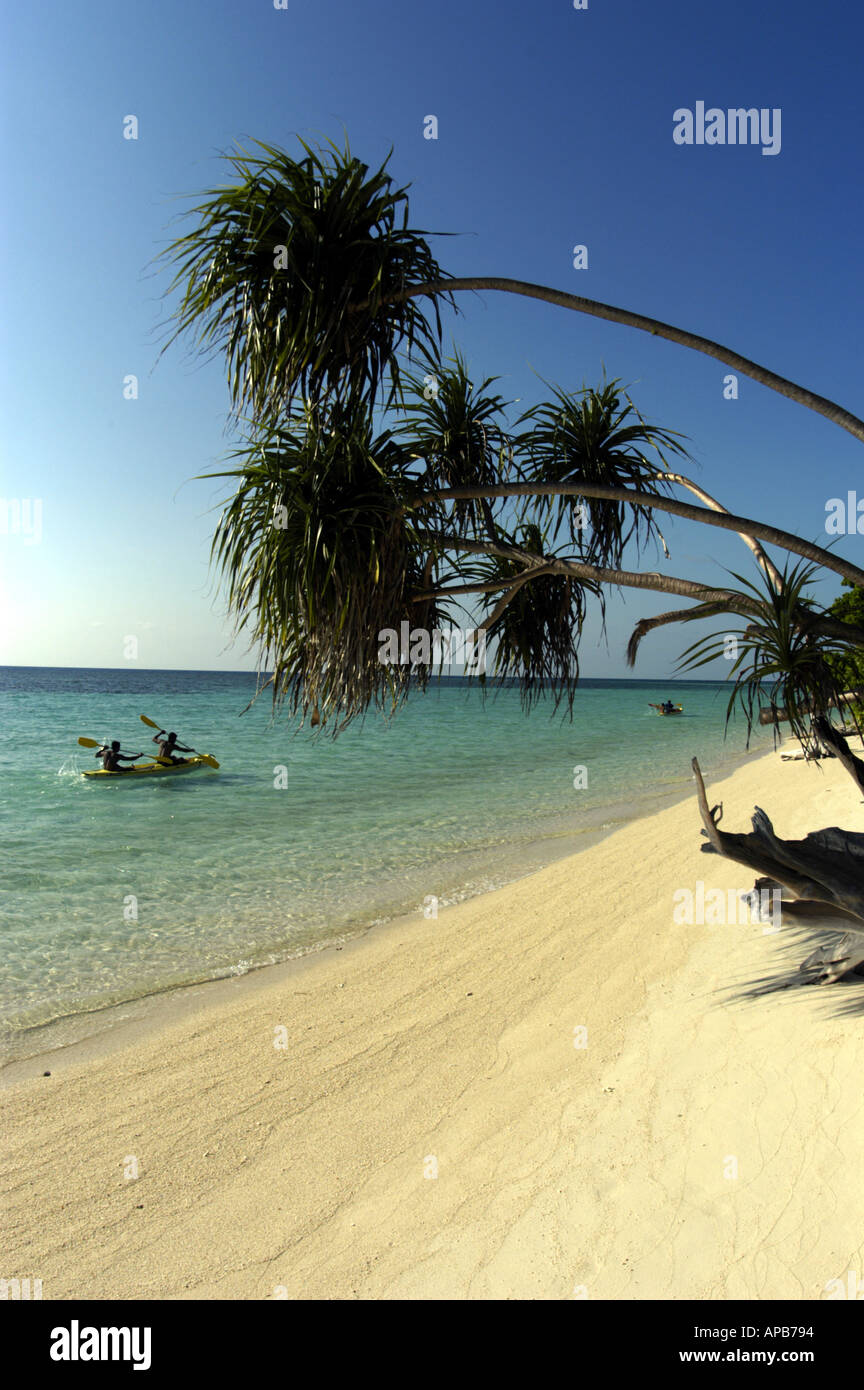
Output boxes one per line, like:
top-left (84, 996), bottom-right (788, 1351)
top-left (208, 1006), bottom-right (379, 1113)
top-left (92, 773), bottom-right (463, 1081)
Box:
top-left (397, 349), bottom-right (511, 535)
top-left (208, 404), bottom-right (453, 729)
top-left (519, 380), bottom-right (685, 565)
top-left (160, 136), bottom-right (452, 419)
top-left (676, 561), bottom-right (864, 748)
top-left (396, 364), bottom-right (692, 715)
top-left (468, 522), bottom-right (601, 711)
top-left (200, 352), bottom-right (683, 723)
top-left (163, 136), bottom-right (864, 733)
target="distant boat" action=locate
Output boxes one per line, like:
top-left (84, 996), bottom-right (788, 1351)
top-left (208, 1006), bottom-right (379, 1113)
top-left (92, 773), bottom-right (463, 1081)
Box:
top-left (648, 702), bottom-right (683, 716)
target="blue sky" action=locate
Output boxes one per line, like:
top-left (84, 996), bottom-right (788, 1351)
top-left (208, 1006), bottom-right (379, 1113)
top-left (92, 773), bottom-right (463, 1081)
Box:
top-left (1, 0), bottom-right (862, 675)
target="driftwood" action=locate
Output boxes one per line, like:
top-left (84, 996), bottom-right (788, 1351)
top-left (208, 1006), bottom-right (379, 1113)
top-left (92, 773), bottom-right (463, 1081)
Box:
top-left (813, 716), bottom-right (864, 798)
top-left (692, 755), bottom-right (864, 985)
top-left (748, 877), bottom-right (864, 983)
top-left (750, 882), bottom-right (852, 922)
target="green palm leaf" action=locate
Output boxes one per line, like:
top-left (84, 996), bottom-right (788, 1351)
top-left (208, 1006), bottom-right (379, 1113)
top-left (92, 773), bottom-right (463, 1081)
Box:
top-left (205, 403), bottom-right (448, 729)
top-left (397, 348), bottom-right (513, 535)
top-left (675, 559), bottom-right (863, 747)
top-left (160, 136), bottom-right (454, 421)
top-left (519, 378), bottom-right (687, 565)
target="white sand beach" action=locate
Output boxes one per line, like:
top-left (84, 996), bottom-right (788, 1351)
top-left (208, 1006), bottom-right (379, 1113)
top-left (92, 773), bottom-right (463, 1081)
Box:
top-left (2, 743), bottom-right (863, 1300)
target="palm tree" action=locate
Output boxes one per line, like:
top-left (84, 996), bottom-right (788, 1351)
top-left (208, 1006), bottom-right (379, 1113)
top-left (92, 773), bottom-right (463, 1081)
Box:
top-left (163, 136), bottom-right (864, 980)
top-left (160, 137), bottom-right (453, 421)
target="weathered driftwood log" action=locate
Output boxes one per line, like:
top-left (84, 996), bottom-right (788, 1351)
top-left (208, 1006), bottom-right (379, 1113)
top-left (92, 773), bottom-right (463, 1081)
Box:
top-left (692, 757), bottom-right (864, 984)
top-left (813, 716), bottom-right (864, 798)
top-left (750, 877), bottom-right (853, 922)
top-left (749, 877), bottom-right (864, 982)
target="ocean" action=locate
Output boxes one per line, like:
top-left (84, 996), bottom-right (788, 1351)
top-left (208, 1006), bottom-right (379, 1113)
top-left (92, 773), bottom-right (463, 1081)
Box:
top-left (0, 666), bottom-right (773, 1061)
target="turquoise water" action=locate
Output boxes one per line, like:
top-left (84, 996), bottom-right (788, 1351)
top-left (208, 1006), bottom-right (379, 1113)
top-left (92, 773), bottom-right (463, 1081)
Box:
top-left (0, 667), bottom-right (772, 1059)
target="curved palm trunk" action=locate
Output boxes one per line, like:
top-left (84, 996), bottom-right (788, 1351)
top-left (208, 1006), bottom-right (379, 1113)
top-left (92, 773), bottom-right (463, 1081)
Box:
top-left (409, 482), bottom-right (864, 589)
top-left (654, 472), bottom-right (783, 589)
top-left (369, 278), bottom-right (864, 445)
top-left (624, 602), bottom-right (729, 666)
top-left (415, 531), bottom-right (864, 649)
top-left (813, 716), bottom-right (864, 797)
top-left (418, 529), bottom-right (765, 609)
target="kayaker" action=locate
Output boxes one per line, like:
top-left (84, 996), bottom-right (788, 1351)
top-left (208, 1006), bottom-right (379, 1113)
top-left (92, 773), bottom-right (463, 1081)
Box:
top-left (96, 741), bottom-right (145, 772)
top-left (152, 729), bottom-right (195, 765)
top-left (662, 700), bottom-right (675, 714)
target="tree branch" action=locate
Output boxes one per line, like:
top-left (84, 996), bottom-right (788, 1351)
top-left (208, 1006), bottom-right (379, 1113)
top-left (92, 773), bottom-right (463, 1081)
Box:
top-left (654, 471), bottom-right (783, 588)
top-left (414, 533), bottom-right (864, 651)
top-left (358, 278), bottom-right (864, 445)
top-left (416, 530), bottom-right (762, 608)
top-left (407, 481), bottom-right (864, 589)
top-left (625, 602), bottom-right (729, 667)
top-left (411, 565), bottom-right (560, 603)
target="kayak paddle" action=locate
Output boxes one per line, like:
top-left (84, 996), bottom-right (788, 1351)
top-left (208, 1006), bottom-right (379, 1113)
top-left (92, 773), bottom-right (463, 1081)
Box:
top-left (140, 712), bottom-right (196, 749)
top-left (141, 712), bottom-right (194, 760)
top-left (78, 737), bottom-right (145, 753)
top-left (139, 716), bottom-right (219, 770)
top-left (77, 736), bottom-right (151, 764)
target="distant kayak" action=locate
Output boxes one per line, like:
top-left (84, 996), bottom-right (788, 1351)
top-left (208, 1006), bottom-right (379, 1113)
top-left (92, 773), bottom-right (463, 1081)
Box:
top-left (82, 754), bottom-right (219, 779)
top-left (648, 703), bottom-right (684, 716)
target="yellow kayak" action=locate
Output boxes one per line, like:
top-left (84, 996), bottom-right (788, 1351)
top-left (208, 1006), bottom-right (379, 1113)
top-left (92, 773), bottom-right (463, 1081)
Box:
top-left (82, 754), bottom-right (219, 779)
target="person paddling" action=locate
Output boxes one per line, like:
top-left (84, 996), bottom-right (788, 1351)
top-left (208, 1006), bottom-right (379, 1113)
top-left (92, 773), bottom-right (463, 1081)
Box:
top-left (152, 729), bottom-right (195, 765)
top-left (96, 741), bottom-right (146, 773)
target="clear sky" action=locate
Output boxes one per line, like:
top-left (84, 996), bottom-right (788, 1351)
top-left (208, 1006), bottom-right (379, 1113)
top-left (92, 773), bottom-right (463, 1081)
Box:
top-left (1, 0), bottom-right (862, 675)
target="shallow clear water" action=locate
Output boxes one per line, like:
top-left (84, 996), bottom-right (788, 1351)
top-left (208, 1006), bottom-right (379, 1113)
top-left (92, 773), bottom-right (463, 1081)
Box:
top-left (0, 667), bottom-right (771, 1058)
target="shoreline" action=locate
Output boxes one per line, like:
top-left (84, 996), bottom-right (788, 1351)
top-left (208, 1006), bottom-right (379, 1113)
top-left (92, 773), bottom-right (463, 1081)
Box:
top-left (6, 745), bottom-right (864, 1295)
top-left (3, 740), bottom-right (862, 1299)
top-left (1, 739), bottom-right (770, 1076)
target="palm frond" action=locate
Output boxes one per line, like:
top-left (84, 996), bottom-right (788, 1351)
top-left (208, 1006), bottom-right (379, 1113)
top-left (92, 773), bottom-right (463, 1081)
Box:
top-left (518, 377), bottom-right (688, 564)
top-left (466, 522), bottom-right (602, 714)
top-left (159, 136), bottom-right (454, 421)
top-left (397, 348), bottom-right (514, 535)
top-left (675, 559), bottom-right (864, 747)
top-left (206, 403), bottom-right (450, 729)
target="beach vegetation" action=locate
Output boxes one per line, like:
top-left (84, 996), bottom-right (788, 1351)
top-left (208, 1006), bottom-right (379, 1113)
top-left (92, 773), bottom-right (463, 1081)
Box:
top-left (162, 136), bottom-right (864, 978)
